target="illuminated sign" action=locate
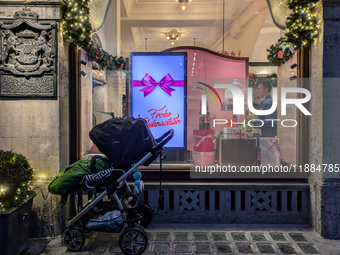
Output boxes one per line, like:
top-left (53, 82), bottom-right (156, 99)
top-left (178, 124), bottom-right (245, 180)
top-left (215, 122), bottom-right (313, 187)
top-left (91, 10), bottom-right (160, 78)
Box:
top-left (130, 53), bottom-right (187, 148)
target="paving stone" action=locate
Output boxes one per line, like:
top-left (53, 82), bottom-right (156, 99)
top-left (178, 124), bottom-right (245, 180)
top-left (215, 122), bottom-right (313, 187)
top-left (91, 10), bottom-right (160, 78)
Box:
top-left (231, 232), bottom-right (248, 241)
top-left (88, 242), bottom-right (107, 253)
top-left (289, 233), bottom-right (308, 241)
top-left (95, 233), bottom-right (112, 242)
top-left (298, 243), bottom-right (320, 254)
top-left (277, 243), bottom-right (299, 254)
top-left (250, 232), bottom-right (268, 241)
top-left (215, 243), bottom-right (233, 254)
top-left (193, 232), bottom-right (209, 241)
top-left (155, 232), bottom-right (170, 242)
top-left (152, 242), bottom-right (170, 253)
top-left (174, 242), bottom-right (191, 253)
top-left (236, 243), bottom-right (255, 253)
top-left (212, 232), bottom-right (228, 241)
top-left (194, 242), bottom-right (211, 253)
top-left (146, 232), bottom-right (154, 241)
top-left (23, 239), bottom-right (49, 255)
top-left (109, 242), bottom-right (123, 253)
top-left (269, 232), bottom-right (287, 241)
top-left (257, 243), bottom-right (276, 253)
top-left (174, 232), bottom-right (189, 241)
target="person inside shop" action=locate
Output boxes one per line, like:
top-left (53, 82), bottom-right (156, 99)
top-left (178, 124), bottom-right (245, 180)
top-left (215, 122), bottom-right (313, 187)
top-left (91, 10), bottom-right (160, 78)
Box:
top-left (253, 81), bottom-right (277, 137)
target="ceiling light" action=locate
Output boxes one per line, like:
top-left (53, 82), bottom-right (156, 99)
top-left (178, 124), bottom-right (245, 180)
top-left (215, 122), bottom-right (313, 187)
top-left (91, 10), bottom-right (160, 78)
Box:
top-left (164, 29), bottom-right (182, 45)
top-left (178, 0), bottom-right (191, 11)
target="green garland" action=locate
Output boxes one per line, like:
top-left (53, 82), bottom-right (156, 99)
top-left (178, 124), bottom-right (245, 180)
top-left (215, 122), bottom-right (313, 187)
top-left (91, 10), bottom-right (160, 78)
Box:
top-left (87, 42), bottom-right (125, 70)
top-left (267, 0), bottom-right (319, 66)
top-left (285, 0), bottom-right (319, 49)
top-left (61, 0), bottom-right (124, 70)
top-left (267, 37), bottom-right (295, 66)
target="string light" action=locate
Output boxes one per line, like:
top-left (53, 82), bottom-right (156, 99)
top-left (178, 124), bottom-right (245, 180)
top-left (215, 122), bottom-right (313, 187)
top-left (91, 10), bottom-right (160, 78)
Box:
top-left (61, 0), bottom-right (124, 71)
top-left (284, 0), bottom-right (319, 49)
top-left (0, 185), bottom-right (5, 194)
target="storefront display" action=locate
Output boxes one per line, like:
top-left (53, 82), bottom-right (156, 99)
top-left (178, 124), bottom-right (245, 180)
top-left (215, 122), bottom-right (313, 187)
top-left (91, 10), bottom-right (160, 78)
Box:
top-left (130, 53), bottom-right (187, 162)
top-left (126, 47), bottom-right (293, 174)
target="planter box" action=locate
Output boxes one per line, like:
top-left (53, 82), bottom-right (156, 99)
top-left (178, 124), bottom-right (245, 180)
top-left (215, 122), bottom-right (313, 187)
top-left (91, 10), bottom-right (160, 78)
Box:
top-left (0, 195), bottom-right (35, 255)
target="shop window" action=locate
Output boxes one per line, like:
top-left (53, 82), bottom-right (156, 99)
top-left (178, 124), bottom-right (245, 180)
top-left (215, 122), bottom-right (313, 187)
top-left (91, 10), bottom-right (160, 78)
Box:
top-left (77, 2), bottom-right (305, 180)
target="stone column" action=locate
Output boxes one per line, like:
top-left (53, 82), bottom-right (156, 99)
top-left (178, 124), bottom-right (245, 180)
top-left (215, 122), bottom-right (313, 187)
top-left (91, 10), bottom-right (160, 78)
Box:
top-left (0, 0), bottom-right (68, 237)
top-left (310, 0), bottom-right (340, 238)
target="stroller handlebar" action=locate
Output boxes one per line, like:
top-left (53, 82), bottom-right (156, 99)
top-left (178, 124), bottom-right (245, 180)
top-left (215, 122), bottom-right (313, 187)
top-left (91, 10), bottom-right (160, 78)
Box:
top-left (152, 129), bottom-right (174, 154)
top-left (155, 129), bottom-right (172, 143)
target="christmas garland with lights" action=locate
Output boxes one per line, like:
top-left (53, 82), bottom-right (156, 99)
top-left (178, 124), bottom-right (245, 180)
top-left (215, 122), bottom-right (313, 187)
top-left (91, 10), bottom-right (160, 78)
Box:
top-left (285, 0), bottom-right (319, 49)
top-left (0, 150), bottom-right (35, 211)
top-left (267, 0), bottom-right (319, 66)
top-left (61, 0), bottom-right (124, 70)
top-left (267, 37), bottom-right (295, 66)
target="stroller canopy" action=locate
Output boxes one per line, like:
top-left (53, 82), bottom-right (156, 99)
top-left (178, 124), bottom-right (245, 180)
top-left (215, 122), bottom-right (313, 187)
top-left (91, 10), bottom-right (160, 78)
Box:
top-left (89, 116), bottom-right (157, 170)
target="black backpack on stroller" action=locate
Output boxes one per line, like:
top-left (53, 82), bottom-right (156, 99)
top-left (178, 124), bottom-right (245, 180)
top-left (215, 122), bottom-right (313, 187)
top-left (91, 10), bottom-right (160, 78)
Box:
top-left (89, 116), bottom-right (158, 170)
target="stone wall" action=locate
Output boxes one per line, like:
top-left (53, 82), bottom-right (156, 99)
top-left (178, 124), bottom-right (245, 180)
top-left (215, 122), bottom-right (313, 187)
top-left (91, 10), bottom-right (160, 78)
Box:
top-left (309, 0), bottom-right (324, 236)
top-left (309, 0), bottom-right (340, 238)
top-left (0, 0), bottom-right (68, 237)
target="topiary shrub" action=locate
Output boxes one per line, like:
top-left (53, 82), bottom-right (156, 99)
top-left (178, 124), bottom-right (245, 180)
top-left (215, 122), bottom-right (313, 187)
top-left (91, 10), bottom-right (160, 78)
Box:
top-left (0, 150), bottom-right (35, 211)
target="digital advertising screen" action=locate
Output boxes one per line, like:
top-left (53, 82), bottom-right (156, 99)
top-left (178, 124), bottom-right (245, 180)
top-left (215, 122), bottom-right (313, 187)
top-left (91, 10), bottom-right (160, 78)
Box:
top-left (130, 52), bottom-right (187, 161)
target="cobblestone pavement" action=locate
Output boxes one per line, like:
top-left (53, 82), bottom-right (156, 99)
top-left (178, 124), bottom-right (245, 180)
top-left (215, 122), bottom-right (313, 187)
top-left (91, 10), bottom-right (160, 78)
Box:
top-left (25, 224), bottom-right (340, 255)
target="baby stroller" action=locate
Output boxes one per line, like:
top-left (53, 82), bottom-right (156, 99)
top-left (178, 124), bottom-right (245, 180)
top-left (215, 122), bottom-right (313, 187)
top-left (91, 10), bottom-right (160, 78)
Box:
top-left (61, 117), bottom-right (174, 255)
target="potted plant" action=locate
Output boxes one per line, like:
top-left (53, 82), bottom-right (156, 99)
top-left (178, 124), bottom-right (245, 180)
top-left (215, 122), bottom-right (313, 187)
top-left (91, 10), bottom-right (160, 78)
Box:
top-left (0, 150), bottom-right (36, 255)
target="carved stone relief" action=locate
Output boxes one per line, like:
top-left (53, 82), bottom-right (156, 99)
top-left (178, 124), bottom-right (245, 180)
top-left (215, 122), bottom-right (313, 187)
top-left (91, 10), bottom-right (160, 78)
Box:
top-left (0, 8), bottom-right (57, 97)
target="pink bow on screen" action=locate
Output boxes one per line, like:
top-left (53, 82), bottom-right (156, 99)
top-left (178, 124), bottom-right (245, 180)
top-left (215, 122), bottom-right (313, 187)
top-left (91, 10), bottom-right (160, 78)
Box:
top-left (132, 73), bottom-right (184, 97)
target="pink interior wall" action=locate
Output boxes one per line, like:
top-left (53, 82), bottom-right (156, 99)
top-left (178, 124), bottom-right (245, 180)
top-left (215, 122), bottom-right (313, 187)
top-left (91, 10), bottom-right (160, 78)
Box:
top-left (171, 48), bottom-right (248, 150)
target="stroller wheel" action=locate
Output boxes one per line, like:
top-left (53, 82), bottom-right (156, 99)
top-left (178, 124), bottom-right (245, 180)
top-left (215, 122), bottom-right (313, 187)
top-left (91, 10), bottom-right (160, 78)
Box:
top-left (63, 229), bottom-right (85, 251)
top-left (136, 203), bottom-right (153, 227)
top-left (119, 226), bottom-right (148, 255)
